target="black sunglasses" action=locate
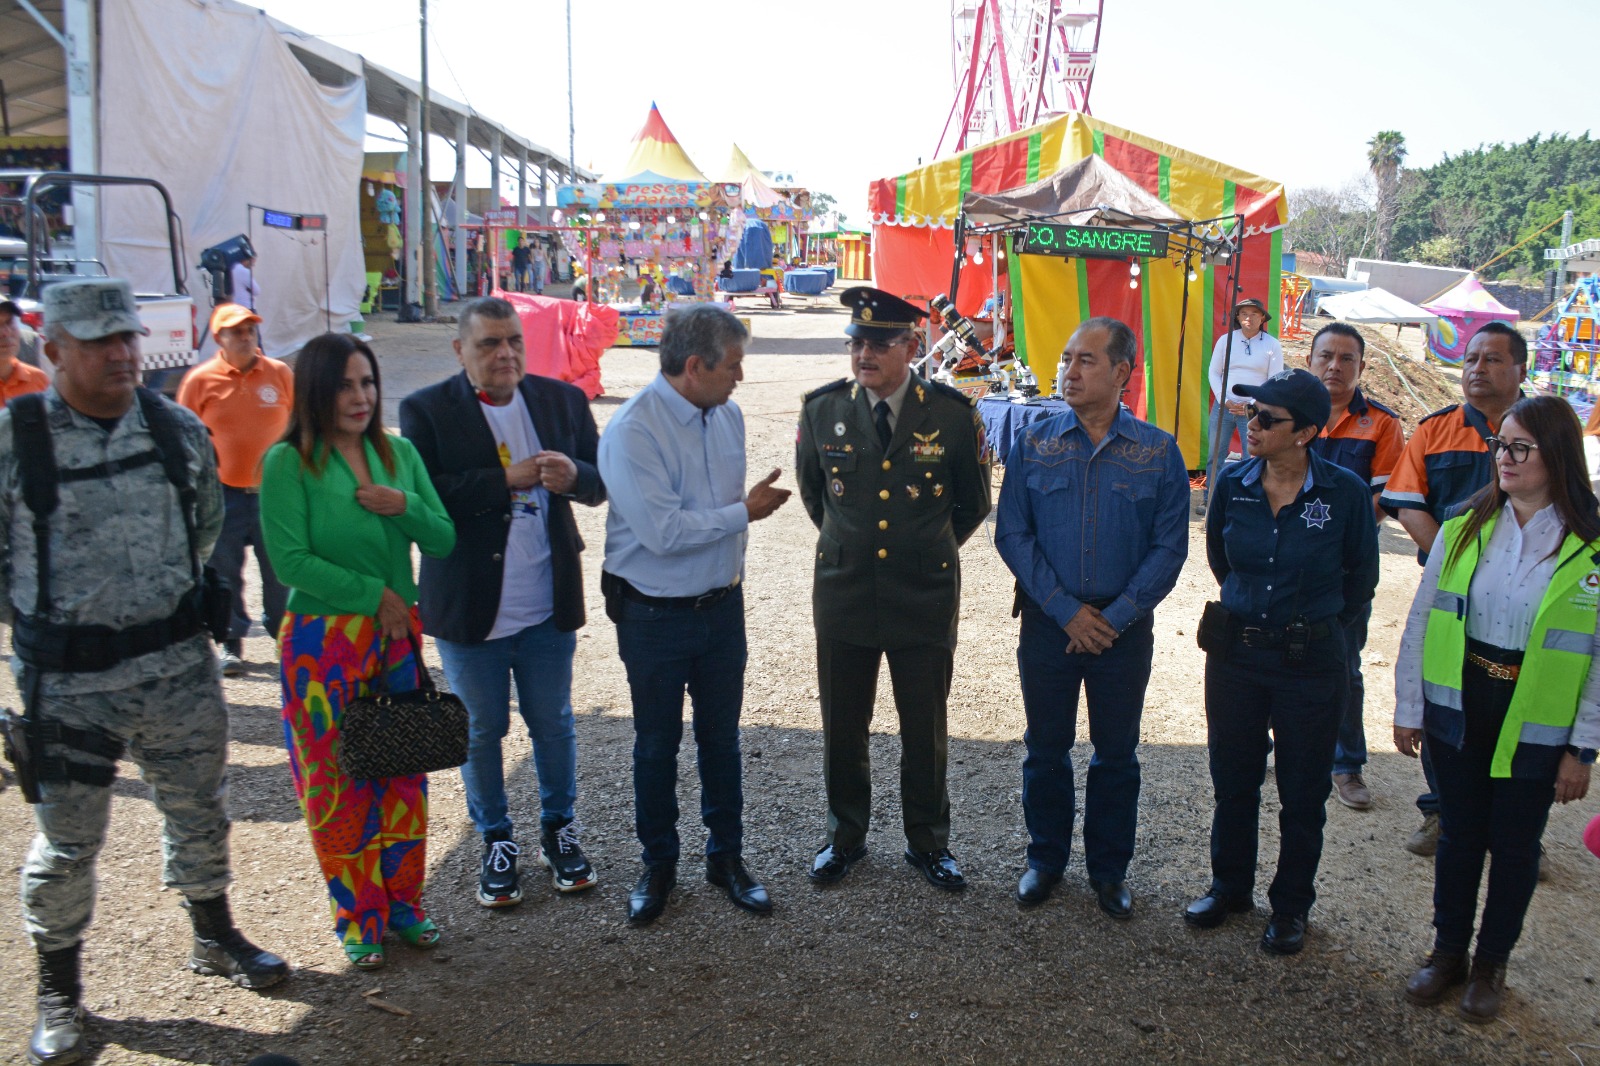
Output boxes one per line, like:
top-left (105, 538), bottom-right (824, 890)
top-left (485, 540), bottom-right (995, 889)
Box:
top-left (1246, 405), bottom-right (1298, 430)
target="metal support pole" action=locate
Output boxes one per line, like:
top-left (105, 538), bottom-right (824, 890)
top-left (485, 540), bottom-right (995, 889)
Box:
top-left (517, 148), bottom-right (528, 229)
top-left (539, 161), bottom-right (550, 225)
top-left (405, 95), bottom-right (423, 308)
top-left (64, 0), bottom-right (97, 273)
top-left (1555, 209), bottom-right (1575, 315)
top-left (420, 0), bottom-right (437, 317)
top-left (454, 113), bottom-right (468, 304)
top-left (490, 129), bottom-right (502, 213)
top-left (566, 0), bottom-right (576, 178)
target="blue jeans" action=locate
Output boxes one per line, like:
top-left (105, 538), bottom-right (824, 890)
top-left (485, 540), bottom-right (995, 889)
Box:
top-left (1331, 603), bottom-right (1372, 776)
top-left (1018, 607), bottom-right (1154, 882)
top-left (1205, 404), bottom-right (1251, 501)
top-left (615, 588), bottom-right (747, 866)
top-left (1417, 738), bottom-right (1442, 815)
top-left (434, 619), bottom-right (579, 837)
top-left (210, 487), bottom-right (287, 642)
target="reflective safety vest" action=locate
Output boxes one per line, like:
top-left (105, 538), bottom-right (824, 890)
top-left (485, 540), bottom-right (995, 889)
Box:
top-left (1421, 512), bottom-right (1600, 777)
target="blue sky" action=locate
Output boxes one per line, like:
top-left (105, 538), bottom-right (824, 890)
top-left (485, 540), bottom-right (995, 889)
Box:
top-left (259, 0), bottom-right (1597, 225)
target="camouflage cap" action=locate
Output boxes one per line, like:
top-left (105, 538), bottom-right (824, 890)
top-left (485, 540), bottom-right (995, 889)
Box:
top-left (43, 278), bottom-right (149, 341)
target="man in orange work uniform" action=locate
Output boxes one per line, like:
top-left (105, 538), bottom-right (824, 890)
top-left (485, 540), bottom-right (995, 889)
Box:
top-left (0, 299), bottom-right (49, 405)
top-left (177, 304), bottom-right (293, 675)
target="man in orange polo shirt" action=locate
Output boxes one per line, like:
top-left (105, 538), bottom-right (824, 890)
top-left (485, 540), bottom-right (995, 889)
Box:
top-left (0, 298), bottom-right (49, 405)
top-left (178, 303), bottom-right (293, 675)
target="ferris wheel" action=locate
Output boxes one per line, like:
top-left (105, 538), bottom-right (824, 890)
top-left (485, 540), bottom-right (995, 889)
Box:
top-left (937, 0), bottom-right (1105, 157)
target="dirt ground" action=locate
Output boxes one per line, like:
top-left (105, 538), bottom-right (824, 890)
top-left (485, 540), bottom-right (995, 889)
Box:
top-left (0, 302), bottom-right (1597, 1066)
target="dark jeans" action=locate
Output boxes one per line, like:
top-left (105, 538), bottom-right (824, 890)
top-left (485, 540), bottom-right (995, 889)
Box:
top-left (1205, 626), bottom-right (1347, 917)
top-left (212, 487), bottom-right (286, 643)
top-left (1416, 736), bottom-right (1443, 816)
top-left (1429, 662), bottom-right (1557, 962)
top-left (1332, 603), bottom-right (1372, 775)
top-left (1018, 607), bottom-right (1153, 882)
top-left (615, 588), bottom-right (747, 866)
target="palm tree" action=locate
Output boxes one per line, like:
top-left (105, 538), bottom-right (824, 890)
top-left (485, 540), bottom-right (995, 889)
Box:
top-left (1368, 130), bottom-right (1408, 260)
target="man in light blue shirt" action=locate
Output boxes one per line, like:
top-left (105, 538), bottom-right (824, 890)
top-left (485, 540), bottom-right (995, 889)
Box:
top-left (598, 303), bottom-right (791, 926)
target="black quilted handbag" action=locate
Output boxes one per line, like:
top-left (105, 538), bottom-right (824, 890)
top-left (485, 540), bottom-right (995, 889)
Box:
top-left (338, 632), bottom-right (468, 780)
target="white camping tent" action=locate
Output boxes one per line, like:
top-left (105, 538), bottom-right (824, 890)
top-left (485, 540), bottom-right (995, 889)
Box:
top-left (1317, 287), bottom-right (1440, 326)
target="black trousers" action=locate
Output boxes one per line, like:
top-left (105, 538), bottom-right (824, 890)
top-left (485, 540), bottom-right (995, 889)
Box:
top-left (818, 638), bottom-right (952, 854)
top-left (1430, 654), bottom-right (1558, 962)
top-left (1204, 627), bottom-right (1347, 917)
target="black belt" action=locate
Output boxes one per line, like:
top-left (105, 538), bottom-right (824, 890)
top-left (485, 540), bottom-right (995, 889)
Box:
top-left (13, 594), bottom-right (204, 673)
top-left (615, 575), bottom-right (740, 611)
top-left (222, 484), bottom-right (260, 495)
top-left (1234, 619), bottom-right (1334, 649)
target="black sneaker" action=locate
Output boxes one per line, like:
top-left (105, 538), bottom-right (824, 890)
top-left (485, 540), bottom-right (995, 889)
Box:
top-left (476, 830), bottom-right (522, 909)
top-left (538, 817), bottom-right (597, 893)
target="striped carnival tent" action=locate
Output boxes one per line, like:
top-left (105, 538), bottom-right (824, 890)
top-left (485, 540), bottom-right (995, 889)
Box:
top-left (868, 112), bottom-right (1288, 467)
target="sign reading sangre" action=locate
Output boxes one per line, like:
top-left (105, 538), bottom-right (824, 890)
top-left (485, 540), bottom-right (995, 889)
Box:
top-left (1021, 223), bottom-right (1169, 259)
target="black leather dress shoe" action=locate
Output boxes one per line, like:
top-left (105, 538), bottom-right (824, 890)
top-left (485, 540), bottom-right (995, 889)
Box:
top-left (706, 854), bottom-right (772, 914)
top-left (1261, 912), bottom-right (1307, 955)
top-left (1016, 868), bottom-right (1061, 907)
top-left (1090, 878), bottom-right (1133, 919)
top-left (809, 843), bottom-right (868, 884)
top-left (1183, 891), bottom-right (1253, 929)
top-left (627, 863), bottom-right (676, 925)
top-left (904, 847), bottom-right (966, 891)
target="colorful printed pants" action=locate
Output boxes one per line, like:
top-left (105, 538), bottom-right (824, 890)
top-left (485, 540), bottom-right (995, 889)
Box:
top-left (280, 611), bottom-right (429, 949)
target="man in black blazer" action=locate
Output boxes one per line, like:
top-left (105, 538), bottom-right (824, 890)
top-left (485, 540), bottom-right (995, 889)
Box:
top-left (400, 296), bottom-right (605, 909)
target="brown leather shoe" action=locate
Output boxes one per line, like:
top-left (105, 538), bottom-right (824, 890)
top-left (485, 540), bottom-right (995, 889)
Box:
top-left (1459, 956), bottom-right (1507, 1023)
top-left (1404, 951), bottom-right (1467, 1005)
top-left (1332, 773), bottom-right (1373, 810)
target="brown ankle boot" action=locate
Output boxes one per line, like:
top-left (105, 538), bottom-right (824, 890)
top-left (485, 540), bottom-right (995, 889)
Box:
top-left (1459, 955), bottom-right (1507, 1023)
top-left (1404, 951), bottom-right (1468, 1004)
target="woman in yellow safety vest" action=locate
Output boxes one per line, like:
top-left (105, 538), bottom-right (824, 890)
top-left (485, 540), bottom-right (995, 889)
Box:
top-left (1394, 393), bottom-right (1597, 1023)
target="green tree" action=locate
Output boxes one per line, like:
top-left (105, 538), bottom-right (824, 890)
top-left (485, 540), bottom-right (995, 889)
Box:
top-left (1367, 130), bottom-right (1408, 260)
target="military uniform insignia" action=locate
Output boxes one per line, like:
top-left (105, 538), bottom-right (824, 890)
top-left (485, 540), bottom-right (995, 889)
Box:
top-left (934, 483), bottom-right (944, 497)
top-left (1301, 499), bottom-right (1332, 530)
top-left (834, 422), bottom-right (846, 437)
top-left (915, 384), bottom-right (926, 404)
top-left (861, 307), bottom-right (873, 322)
top-left (831, 477), bottom-right (844, 498)
top-left (850, 383), bottom-right (859, 401)
top-left (906, 483), bottom-right (921, 500)
top-left (911, 429), bottom-right (946, 463)
top-left (973, 410), bottom-right (992, 464)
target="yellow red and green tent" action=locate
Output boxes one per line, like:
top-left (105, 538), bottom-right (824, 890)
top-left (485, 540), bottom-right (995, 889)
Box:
top-left (868, 112), bottom-right (1287, 467)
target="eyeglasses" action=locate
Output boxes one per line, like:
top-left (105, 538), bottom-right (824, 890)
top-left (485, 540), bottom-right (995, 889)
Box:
top-left (1486, 436), bottom-right (1539, 464)
top-left (845, 337), bottom-right (910, 356)
top-left (1246, 405), bottom-right (1297, 430)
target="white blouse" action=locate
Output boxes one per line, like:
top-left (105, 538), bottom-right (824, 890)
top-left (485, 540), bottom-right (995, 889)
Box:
top-left (1395, 502), bottom-right (1600, 748)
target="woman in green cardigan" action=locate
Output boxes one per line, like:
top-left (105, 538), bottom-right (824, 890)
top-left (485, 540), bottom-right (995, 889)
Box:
top-left (260, 333), bottom-right (456, 970)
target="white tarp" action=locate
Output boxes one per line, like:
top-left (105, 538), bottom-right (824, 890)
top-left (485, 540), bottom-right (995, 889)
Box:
top-left (1316, 287), bottom-right (1440, 326)
top-left (98, 0), bottom-right (366, 358)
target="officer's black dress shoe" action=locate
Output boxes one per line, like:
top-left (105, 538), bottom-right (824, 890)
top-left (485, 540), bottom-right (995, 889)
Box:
top-left (706, 854), bottom-right (772, 914)
top-left (627, 863), bottom-right (677, 925)
top-left (1261, 912), bottom-right (1307, 955)
top-left (904, 847), bottom-right (966, 891)
top-left (1090, 878), bottom-right (1133, 919)
top-left (1016, 868), bottom-right (1061, 907)
top-left (809, 843), bottom-right (868, 884)
top-left (1183, 891), bottom-right (1253, 929)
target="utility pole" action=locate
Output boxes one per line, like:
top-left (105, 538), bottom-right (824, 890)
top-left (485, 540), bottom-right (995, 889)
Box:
top-left (566, 0), bottom-right (576, 180)
top-left (420, 0), bottom-right (437, 317)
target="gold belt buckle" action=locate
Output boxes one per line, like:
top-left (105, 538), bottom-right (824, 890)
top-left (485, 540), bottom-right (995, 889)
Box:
top-left (1469, 652), bottom-right (1519, 681)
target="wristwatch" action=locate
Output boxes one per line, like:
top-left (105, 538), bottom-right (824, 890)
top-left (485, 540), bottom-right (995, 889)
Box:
top-left (1567, 745), bottom-right (1599, 765)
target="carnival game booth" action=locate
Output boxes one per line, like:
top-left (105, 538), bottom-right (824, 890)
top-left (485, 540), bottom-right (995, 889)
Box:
top-left (556, 105), bottom-right (741, 346)
top-left (1423, 274), bottom-right (1520, 366)
top-left (868, 112), bottom-right (1287, 468)
top-left (1533, 275), bottom-right (1600, 417)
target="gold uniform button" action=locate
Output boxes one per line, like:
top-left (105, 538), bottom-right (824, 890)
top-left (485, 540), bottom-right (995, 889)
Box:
top-left (925, 471), bottom-right (933, 479)
top-left (881, 460), bottom-right (891, 471)
top-left (877, 548), bottom-right (887, 559)
top-left (941, 562), bottom-right (949, 569)
top-left (878, 520), bottom-right (888, 530)
top-left (831, 466), bottom-right (839, 473)
top-left (878, 489), bottom-right (890, 500)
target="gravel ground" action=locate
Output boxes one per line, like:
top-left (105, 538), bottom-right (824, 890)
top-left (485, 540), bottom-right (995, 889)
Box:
top-left (0, 301), bottom-right (1596, 1066)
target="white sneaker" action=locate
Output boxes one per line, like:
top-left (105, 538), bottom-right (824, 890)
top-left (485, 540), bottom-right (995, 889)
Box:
top-left (218, 649), bottom-right (245, 678)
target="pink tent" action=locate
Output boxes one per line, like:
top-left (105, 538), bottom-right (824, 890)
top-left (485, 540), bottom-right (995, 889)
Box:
top-left (1424, 275), bottom-right (1519, 365)
top-left (497, 291), bottom-right (619, 398)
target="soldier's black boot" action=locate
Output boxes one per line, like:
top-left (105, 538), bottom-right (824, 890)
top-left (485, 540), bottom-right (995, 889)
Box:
top-left (183, 895), bottom-right (289, 990)
top-left (29, 942), bottom-right (84, 1065)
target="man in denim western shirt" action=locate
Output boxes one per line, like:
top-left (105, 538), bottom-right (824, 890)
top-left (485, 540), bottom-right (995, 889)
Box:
top-left (996, 317), bottom-right (1189, 918)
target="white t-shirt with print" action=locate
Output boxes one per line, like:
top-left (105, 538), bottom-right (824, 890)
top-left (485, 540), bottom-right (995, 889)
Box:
top-left (479, 391), bottom-right (554, 638)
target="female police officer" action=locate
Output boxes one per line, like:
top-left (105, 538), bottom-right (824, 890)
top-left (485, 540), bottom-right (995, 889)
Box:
top-left (1185, 368), bottom-right (1380, 955)
top-left (1394, 393), bottom-right (1597, 1022)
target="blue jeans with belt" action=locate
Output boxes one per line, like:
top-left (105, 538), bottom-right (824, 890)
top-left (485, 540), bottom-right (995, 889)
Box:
top-left (1018, 606), bottom-right (1154, 882)
top-left (434, 618), bottom-right (579, 838)
top-left (615, 588), bottom-right (747, 866)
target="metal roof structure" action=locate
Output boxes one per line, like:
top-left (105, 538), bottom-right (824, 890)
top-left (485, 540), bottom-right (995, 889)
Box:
top-left (1545, 238), bottom-right (1600, 274)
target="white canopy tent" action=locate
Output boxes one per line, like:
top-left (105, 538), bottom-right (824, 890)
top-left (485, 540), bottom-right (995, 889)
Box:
top-left (1317, 287), bottom-right (1440, 326)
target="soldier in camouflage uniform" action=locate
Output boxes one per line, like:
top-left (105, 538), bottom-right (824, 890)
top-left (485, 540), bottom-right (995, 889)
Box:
top-left (0, 279), bottom-right (286, 1066)
top-left (797, 287), bottom-right (992, 893)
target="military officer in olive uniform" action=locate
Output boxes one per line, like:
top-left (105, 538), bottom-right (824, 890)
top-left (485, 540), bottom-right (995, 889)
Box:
top-left (797, 286), bottom-right (992, 891)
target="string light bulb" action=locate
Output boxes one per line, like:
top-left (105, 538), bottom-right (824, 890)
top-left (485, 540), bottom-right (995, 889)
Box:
top-left (1129, 261), bottom-right (1142, 277)
top-left (973, 251), bottom-right (984, 265)
top-left (1129, 278), bottom-right (1139, 290)
top-left (1188, 268), bottom-right (1198, 282)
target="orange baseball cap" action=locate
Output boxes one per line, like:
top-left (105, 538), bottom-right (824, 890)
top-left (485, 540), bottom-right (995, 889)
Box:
top-left (209, 302), bottom-right (262, 336)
